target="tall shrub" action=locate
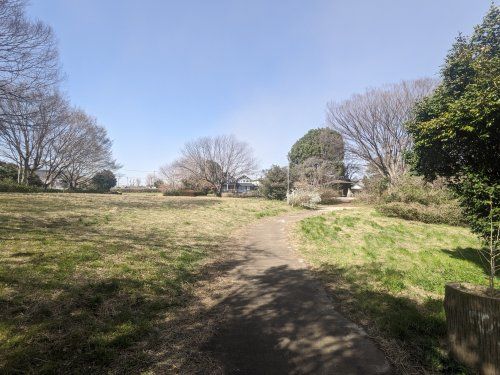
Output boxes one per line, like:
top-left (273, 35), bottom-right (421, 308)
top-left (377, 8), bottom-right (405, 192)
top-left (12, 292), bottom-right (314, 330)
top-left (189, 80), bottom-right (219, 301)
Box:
top-left (408, 5), bottom-right (500, 290)
top-left (91, 170), bottom-right (117, 192)
top-left (260, 165), bottom-right (288, 200)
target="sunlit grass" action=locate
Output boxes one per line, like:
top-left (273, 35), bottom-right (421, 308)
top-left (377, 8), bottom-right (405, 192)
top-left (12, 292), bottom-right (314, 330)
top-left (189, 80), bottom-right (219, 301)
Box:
top-left (0, 193), bottom-right (292, 373)
top-left (297, 208), bottom-right (497, 374)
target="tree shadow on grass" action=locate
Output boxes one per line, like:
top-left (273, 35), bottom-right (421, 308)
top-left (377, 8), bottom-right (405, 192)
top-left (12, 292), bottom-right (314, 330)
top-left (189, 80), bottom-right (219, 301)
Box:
top-left (1, 234), bottom-right (391, 374)
top-left (0, 242), bottom-right (231, 374)
top-left (312, 264), bottom-right (470, 374)
top-left (1, 245), bottom-right (470, 374)
top-left (104, 197), bottom-right (224, 211)
top-left (0, 197), bottom-right (222, 233)
top-left (0, 212), bottom-right (231, 373)
top-left (440, 246), bottom-right (494, 277)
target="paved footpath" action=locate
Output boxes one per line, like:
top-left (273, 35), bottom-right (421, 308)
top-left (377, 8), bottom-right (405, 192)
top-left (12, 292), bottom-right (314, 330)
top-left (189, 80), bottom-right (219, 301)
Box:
top-left (203, 207), bottom-right (391, 375)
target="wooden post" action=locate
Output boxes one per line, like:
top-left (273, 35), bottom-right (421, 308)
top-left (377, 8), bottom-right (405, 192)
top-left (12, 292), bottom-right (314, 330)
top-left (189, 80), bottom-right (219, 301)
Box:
top-left (444, 283), bottom-right (500, 375)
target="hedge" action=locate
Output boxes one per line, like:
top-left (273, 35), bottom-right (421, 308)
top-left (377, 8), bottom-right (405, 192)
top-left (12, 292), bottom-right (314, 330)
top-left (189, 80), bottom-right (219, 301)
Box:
top-left (163, 189), bottom-right (207, 197)
top-left (377, 201), bottom-right (466, 226)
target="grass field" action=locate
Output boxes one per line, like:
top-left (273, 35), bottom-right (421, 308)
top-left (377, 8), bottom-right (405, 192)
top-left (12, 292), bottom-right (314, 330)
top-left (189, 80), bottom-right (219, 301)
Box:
top-left (0, 193), bottom-right (292, 373)
top-left (296, 208), bottom-right (497, 374)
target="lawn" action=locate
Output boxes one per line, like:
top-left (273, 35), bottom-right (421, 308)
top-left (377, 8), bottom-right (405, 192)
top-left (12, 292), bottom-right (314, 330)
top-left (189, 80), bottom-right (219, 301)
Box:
top-left (0, 193), bottom-right (292, 373)
top-left (296, 207), bottom-right (498, 374)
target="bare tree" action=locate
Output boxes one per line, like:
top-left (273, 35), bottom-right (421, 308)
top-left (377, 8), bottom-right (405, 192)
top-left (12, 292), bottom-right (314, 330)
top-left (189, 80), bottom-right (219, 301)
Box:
top-left (343, 157), bottom-right (363, 181)
top-left (159, 162), bottom-right (185, 190)
top-left (293, 157), bottom-right (342, 188)
top-left (60, 110), bottom-right (118, 189)
top-left (171, 135), bottom-right (257, 196)
top-left (145, 173), bottom-right (155, 188)
top-left (326, 78), bottom-right (437, 183)
top-left (0, 0), bottom-right (60, 104)
top-left (40, 106), bottom-right (89, 188)
top-left (145, 173), bottom-right (163, 188)
top-left (0, 88), bottom-right (68, 184)
top-left (0, 2), bottom-right (118, 190)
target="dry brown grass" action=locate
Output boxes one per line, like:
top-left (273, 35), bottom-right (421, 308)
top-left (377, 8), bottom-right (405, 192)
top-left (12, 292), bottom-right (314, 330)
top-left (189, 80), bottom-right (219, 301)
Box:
top-left (0, 192), bottom-right (293, 373)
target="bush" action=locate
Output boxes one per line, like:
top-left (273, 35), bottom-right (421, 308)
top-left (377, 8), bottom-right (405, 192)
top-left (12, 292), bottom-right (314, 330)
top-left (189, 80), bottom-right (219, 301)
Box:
top-left (377, 202), bottom-right (465, 226)
top-left (287, 189), bottom-right (321, 209)
top-left (0, 179), bottom-right (41, 192)
top-left (163, 189), bottom-right (207, 197)
top-left (318, 188), bottom-right (340, 204)
top-left (406, 5), bottom-right (500, 290)
top-left (356, 175), bottom-right (390, 204)
top-left (0, 179), bottom-right (123, 194)
top-left (259, 165), bottom-right (287, 200)
top-left (238, 190), bottom-right (261, 198)
top-left (221, 191), bottom-right (261, 198)
top-left (91, 170), bottom-right (117, 192)
top-left (112, 187), bottom-right (158, 193)
top-left (0, 162), bottom-right (18, 181)
top-left (385, 175), bottom-right (454, 206)
top-left (376, 175), bottom-right (464, 226)
top-left (288, 128), bottom-right (344, 167)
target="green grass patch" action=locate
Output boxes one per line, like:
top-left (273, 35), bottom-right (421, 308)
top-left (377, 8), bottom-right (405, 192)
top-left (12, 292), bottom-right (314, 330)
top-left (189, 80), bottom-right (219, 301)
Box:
top-left (297, 208), bottom-right (497, 373)
top-left (0, 193), bottom-right (292, 373)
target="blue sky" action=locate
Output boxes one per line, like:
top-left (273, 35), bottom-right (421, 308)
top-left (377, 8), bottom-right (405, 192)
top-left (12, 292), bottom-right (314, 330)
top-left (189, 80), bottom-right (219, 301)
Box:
top-left (28, 0), bottom-right (492, 183)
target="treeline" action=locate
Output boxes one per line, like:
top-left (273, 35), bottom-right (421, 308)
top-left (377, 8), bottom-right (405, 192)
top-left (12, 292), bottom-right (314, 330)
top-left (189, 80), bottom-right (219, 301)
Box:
top-left (0, 0), bottom-right (117, 190)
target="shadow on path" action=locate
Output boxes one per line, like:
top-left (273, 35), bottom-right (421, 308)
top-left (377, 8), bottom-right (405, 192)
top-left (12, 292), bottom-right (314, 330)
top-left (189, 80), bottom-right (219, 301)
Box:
top-left (202, 210), bottom-right (391, 375)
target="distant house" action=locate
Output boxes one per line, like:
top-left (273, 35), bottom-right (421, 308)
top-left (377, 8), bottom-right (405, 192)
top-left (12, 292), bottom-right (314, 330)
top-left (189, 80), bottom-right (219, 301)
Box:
top-left (34, 170), bottom-right (65, 189)
top-left (222, 175), bottom-right (259, 193)
top-left (346, 181), bottom-right (364, 197)
top-left (351, 182), bottom-right (363, 193)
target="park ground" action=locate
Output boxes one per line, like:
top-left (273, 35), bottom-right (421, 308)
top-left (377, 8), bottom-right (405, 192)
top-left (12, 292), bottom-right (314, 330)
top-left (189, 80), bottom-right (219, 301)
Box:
top-left (295, 208), bottom-right (498, 374)
top-left (0, 193), bottom-right (293, 373)
top-left (0, 193), bottom-right (495, 373)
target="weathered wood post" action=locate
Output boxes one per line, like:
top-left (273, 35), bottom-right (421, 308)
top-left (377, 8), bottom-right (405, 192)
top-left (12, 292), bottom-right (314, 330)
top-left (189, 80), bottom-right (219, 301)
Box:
top-left (444, 283), bottom-right (500, 375)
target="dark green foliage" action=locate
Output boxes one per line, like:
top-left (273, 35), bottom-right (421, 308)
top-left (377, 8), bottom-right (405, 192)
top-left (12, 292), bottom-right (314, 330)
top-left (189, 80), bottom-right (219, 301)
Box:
top-left (259, 165), bottom-right (288, 200)
top-left (0, 179), bottom-right (116, 194)
top-left (409, 6), bottom-right (500, 182)
top-left (408, 5), bottom-right (500, 248)
top-left (288, 128), bottom-right (345, 189)
top-left (288, 128), bottom-right (344, 168)
top-left (0, 161), bottom-right (17, 181)
top-left (28, 173), bottom-right (43, 187)
top-left (91, 170), bottom-right (117, 192)
top-left (456, 176), bottom-right (500, 245)
top-left (0, 161), bottom-right (44, 186)
top-left (0, 179), bottom-right (42, 192)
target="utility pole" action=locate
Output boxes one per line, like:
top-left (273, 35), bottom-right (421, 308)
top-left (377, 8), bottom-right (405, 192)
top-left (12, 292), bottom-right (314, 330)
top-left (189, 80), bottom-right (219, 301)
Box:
top-left (287, 160), bottom-right (290, 204)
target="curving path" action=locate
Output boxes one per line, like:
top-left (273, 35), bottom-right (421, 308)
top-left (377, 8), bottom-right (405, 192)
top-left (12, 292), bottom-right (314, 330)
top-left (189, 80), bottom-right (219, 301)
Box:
top-left (203, 207), bottom-right (391, 374)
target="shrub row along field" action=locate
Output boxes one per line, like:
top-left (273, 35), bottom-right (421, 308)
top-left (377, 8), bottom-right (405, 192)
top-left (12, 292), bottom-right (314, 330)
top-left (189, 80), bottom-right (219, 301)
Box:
top-left (0, 193), bottom-right (292, 373)
top-left (365, 175), bottom-right (465, 227)
top-left (296, 208), bottom-right (497, 374)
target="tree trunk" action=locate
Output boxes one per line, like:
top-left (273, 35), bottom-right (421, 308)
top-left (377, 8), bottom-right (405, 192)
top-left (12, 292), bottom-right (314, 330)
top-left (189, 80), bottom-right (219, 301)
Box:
top-left (444, 283), bottom-right (500, 375)
top-left (22, 160), bottom-right (30, 185)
